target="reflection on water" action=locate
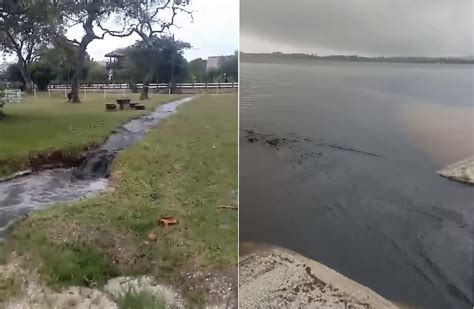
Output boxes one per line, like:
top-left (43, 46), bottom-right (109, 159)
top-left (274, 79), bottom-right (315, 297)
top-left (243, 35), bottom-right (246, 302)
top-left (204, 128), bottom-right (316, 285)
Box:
top-left (240, 61), bottom-right (474, 309)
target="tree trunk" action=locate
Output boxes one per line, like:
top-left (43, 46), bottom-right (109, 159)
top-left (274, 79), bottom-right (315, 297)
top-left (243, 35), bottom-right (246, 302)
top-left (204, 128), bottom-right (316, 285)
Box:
top-left (70, 43), bottom-right (88, 103)
top-left (24, 80), bottom-right (33, 94)
top-left (16, 58), bottom-right (33, 94)
top-left (69, 16), bottom-right (96, 103)
top-left (137, 32), bottom-right (152, 101)
top-left (140, 83), bottom-right (149, 100)
top-left (140, 75), bottom-right (152, 100)
top-left (70, 75), bottom-right (80, 102)
top-left (69, 43), bottom-right (89, 103)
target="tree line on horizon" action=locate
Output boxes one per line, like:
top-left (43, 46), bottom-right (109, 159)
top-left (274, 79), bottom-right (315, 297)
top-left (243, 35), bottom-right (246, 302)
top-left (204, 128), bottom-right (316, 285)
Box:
top-left (241, 52), bottom-right (474, 65)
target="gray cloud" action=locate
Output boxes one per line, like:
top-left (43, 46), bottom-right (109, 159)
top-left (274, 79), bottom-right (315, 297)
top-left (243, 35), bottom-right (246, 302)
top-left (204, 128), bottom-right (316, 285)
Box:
top-left (241, 0), bottom-right (473, 57)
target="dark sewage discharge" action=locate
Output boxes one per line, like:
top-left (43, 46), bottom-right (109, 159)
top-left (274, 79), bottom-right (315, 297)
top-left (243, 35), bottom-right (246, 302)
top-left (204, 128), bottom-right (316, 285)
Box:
top-left (0, 97), bottom-right (194, 238)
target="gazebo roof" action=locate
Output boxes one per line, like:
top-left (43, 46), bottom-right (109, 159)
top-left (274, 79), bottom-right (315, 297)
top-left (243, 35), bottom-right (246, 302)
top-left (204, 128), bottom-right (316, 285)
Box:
top-left (104, 51), bottom-right (125, 58)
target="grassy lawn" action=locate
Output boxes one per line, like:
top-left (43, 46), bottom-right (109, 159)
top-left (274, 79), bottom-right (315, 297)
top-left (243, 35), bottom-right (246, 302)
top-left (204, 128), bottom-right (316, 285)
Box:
top-left (1, 94), bottom-right (237, 305)
top-left (0, 92), bottom-right (183, 177)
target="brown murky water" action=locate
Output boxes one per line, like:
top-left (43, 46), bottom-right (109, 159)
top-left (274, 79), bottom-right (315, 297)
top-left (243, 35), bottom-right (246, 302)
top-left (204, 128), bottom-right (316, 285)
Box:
top-left (401, 103), bottom-right (474, 166)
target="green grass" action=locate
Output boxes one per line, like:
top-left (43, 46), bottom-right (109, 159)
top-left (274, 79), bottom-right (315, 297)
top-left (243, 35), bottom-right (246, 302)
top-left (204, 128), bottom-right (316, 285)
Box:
top-left (0, 92), bottom-right (183, 177)
top-left (0, 243), bottom-right (7, 264)
top-left (116, 290), bottom-right (166, 309)
top-left (3, 94), bottom-right (237, 301)
top-left (39, 243), bottom-right (120, 287)
top-left (0, 276), bottom-right (20, 301)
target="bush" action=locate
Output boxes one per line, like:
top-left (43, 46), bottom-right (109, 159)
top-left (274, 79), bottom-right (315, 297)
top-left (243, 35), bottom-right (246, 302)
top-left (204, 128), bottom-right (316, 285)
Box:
top-left (86, 63), bottom-right (108, 83)
top-left (30, 62), bottom-right (56, 91)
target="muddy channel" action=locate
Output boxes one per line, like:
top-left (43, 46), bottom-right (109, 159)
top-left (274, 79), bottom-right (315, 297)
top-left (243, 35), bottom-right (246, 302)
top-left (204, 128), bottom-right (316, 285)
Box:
top-left (0, 97), bottom-right (194, 239)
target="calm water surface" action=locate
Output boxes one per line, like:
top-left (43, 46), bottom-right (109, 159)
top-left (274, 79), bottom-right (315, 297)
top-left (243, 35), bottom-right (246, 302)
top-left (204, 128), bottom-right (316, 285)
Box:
top-left (240, 61), bottom-right (474, 308)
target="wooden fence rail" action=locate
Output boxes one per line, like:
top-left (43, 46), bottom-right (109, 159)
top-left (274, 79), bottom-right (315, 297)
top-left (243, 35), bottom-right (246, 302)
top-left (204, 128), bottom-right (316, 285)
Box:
top-left (48, 82), bottom-right (238, 90)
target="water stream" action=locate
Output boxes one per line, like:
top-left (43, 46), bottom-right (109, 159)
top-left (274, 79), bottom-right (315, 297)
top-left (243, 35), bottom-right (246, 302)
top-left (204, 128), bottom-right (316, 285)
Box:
top-left (0, 96), bottom-right (194, 238)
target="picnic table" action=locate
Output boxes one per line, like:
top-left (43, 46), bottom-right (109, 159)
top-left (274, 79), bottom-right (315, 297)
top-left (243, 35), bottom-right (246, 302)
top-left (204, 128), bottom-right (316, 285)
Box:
top-left (116, 98), bottom-right (131, 110)
top-left (105, 98), bottom-right (144, 111)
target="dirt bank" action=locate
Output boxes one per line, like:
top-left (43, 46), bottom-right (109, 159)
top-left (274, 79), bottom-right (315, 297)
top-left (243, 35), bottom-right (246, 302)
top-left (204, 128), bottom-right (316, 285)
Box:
top-left (0, 144), bottom-right (97, 181)
top-left (239, 243), bottom-right (397, 308)
top-left (0, 256), bottom-right (235, 308)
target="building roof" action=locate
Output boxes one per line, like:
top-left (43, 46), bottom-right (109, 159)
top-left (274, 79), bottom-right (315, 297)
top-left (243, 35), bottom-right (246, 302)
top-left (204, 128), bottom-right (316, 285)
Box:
top-left (104, 51), bottom-right (125, 58)
top-left (206, 56), bottom-right (229, 71)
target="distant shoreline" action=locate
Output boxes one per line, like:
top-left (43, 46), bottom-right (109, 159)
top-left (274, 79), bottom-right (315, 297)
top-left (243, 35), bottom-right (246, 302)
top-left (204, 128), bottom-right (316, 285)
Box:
top-left (241, 52), bottom-right (474, 65)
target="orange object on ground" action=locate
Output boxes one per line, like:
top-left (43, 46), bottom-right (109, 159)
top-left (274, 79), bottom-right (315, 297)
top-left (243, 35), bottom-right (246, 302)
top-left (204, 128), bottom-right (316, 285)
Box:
top-left (158, 216), bottom-right (178, 227)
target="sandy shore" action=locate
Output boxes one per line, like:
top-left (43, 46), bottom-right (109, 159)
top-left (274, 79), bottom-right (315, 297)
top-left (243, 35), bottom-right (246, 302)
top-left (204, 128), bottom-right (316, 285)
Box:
top-left (239, 243), bottom-right (398, 308)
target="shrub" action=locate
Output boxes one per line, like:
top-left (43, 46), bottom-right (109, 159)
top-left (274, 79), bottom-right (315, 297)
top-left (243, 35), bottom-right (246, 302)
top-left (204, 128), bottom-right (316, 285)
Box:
top-left (30, 62), bottom-right (56, 91)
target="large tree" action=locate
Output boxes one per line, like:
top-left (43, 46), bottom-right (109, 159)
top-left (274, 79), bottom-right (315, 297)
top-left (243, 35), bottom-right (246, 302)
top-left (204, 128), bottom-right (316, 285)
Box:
top-left (0, 0), bottom-right (61, 93)
top-left (126, 36), bottom-right (190, 97)
top-left (41, 39), bottom-right (77, 84)
top-left (59, 0), bottom-right (127, 103)
top-left (99, 0), bottom-right (192, 99)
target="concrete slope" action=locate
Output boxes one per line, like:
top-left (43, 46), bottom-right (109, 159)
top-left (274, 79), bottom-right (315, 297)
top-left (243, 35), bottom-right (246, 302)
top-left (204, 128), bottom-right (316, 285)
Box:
top-left (438, 156), bottom-right (474, 185)
top-left (240, 246), bottom-right (398, 308)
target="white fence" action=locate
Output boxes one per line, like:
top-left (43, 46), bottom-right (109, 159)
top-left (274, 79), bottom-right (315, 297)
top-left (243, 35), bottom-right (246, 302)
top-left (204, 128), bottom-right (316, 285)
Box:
top-left (48, 82), bottom-right (238, 91)
top-left (0, 89), bottom-right (23, 104)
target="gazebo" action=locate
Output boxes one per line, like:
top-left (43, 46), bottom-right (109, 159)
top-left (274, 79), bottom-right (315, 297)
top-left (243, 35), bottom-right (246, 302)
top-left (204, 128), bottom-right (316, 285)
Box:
top-left (105, 51), bottom-right (125, 81)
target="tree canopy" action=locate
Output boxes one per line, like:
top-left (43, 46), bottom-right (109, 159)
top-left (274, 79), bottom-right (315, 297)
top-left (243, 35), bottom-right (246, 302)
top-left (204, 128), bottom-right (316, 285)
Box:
top-left (126, 36), bottom-right (190, 84)
top-left (0, 0), bottom-right (62, 92)
top-left (189, 58), bottom-right (207, 82)
top-left (100, 0), bottom-right (192, 99)
top-left (56, 0), bottom-right (129, 102)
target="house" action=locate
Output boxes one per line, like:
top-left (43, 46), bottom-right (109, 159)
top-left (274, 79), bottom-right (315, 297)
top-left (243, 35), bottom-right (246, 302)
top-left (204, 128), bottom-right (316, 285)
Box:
top-left (206, 56), bottom-right (228, 71)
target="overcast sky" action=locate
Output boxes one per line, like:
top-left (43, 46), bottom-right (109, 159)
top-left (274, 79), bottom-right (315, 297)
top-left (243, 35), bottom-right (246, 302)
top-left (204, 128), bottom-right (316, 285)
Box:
top-left (241, 0), bottom-right (473, 57)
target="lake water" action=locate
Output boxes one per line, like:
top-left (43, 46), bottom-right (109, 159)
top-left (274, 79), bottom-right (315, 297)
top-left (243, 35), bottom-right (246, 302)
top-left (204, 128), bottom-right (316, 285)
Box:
top-left (239, 61), bottom-right (474, 308)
